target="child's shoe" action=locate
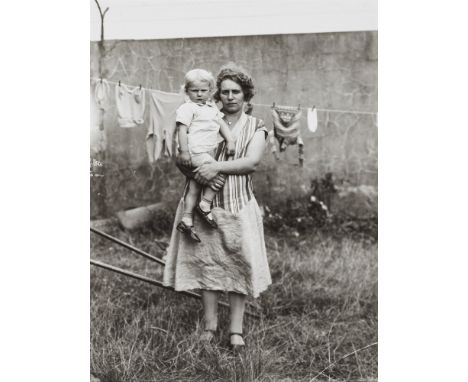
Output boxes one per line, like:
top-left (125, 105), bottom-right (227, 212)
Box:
top-left (176, 221), bottom-right (201, 242)
top-left (195, 205), bottom-right (218, 229)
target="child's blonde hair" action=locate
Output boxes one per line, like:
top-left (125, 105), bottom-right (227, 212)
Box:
top-left (184, 69), bottom-right (215, 92)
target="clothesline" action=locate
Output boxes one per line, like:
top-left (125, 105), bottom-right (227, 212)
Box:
top-left (252, 102), bottom-right (377, 116)
top-left (91, 77), bottom-right (378, 116)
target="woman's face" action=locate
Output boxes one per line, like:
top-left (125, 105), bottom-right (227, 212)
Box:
top-left (219, 79), bottom-right (245, 114)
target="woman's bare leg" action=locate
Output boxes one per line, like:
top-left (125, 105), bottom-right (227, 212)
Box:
top-left (201, 290), bottom-right (219, 339)
top-left (229, 292), bottom-right (246, 345)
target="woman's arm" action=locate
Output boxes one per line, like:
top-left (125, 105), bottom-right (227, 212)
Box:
top-left (194, 131), bottom-right (266, 181)
top-left (218, 120), bottom-right (236, 156)
top-left (218, 119), bottom-right (234, 145)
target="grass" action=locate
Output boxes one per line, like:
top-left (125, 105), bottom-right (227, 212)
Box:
top-left (91, 226), bottom-right (377, 381)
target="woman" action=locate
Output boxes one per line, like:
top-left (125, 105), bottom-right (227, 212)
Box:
top-left (163, 63), bottom-right (271, 349)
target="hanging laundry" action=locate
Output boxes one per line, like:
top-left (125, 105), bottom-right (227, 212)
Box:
top-left (146, 89), bottom-right (185, 163)
top-left (115, 83), bottom-right (146, 128)
top-left (90, 86), bottom-right (107, 152)
top-left (307, 107), bottom-right (318, 132)
top-left (94, 79), bottom-right (110, 110)
top-left (271, 105), bottom-right (304, 166)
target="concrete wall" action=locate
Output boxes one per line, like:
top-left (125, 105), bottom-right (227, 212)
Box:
top-left (90, 32), bottom-right (377, 219)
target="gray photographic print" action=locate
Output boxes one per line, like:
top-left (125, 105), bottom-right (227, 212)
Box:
top-left (90, 1), bottom-right (378, 381)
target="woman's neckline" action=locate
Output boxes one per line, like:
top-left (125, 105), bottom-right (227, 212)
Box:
top-left (223, 111), bottom-right (244, 126)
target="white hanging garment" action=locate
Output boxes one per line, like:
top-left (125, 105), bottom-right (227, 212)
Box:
top-left (90, 86), bottom-right (107, 152)
top-left (94, 79), bottom-right (110, 110)
top-left (115, 83), bottom-right (146, 128)
top-left (307, 107), bottom-right (318, 132)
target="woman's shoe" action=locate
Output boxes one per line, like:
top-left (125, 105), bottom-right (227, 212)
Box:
top-left (195, 205), bottom-right (218, 229)
top-left (229, 332), bottom-right (245, 353)
top-left (176, 221), bottom-right (201, 242)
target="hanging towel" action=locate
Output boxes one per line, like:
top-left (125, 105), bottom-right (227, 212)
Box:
top-left (307, 107), bottom-right (318, 132)
top-left (147, 89), bottom-right (185, 163)
top-left (271, 105), bottom-right (304, 166)
top-left (115, 83), bottom-right (146, 128)
top-left (94, 79), bottom-right (110, 110)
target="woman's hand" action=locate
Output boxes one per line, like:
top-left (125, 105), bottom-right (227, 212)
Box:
top-left (208, 174), bottom-right (226, 191)
top-left (194, 161), bottom-right (220, 183)
top-left (193, 172), bottom-right (226, 191)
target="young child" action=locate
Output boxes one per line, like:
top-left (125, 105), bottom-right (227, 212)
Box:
top-left (175, 69), bottom-right (236, 242)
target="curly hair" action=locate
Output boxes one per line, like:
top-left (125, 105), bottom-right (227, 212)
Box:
top-left (213, 63), bottom-right (255, 102)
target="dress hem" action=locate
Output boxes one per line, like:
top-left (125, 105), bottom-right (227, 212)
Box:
top-left (163, 281), bottom-right (272, 299)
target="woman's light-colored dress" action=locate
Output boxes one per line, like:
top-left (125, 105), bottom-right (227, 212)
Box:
top-left (163, 112), bottom-right (272, 298)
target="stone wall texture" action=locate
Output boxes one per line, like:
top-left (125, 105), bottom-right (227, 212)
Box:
top-left (90, 32), bottom-right (378, 219)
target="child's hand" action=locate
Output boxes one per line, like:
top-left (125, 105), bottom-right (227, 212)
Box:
top-left (177, 151), bottom-right (192, 167)
top-left (227, 141), bottom-right (236, 157)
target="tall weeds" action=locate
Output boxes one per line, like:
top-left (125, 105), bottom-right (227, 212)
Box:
top-left (91, 230), bottom-right (377, 381)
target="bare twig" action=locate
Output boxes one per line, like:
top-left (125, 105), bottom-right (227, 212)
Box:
top-left (94, 0), bottom-right (109, 42)
top-left (150, 326), bottom-right (169, 334)
top-left (309, 342), bottom-right (378, 381)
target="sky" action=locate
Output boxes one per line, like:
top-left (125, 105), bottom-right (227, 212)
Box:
top-left (90, 0), bottom-right (377, 41)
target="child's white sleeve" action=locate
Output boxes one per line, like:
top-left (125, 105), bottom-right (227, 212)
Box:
top-left (216, 109), bottom-right (225, 121)
top-left (175, 103), bottom-right (194, 127)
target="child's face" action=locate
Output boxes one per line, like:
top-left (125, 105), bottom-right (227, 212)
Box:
top-left (187, 80), bottom-right (211, 104)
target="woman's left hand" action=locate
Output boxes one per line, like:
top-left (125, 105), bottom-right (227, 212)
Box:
top-left (194, 162), bottom-right (220, 182)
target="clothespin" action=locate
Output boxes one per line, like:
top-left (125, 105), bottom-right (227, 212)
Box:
top-left (100, 77), bottom-right (103, 83)
top-left (139, 84), bottom-right (142, 90)
top-left (118, 80), bottom-right (121, 87)
top-left (272, 102), bottom-right (276, 108)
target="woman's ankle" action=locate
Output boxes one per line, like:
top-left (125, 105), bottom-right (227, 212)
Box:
top-left (204, 322), bottom-right (217, 331)
top-left (203, 317), bottom-right (218, 331)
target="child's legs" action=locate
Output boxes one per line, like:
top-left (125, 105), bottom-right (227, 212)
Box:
top-left (191, 152), bottom-right (218, 213)
top-left (200, 186), bottom-right (217, 205)
top-left (182, 179), bottom-right (201, 225)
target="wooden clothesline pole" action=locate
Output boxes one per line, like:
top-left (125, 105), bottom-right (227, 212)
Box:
top-left (91, 227), bottom-right (165, 266)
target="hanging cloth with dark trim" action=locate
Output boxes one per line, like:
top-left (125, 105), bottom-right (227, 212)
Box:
top-left (271, 104), bottom-right (304, 166)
